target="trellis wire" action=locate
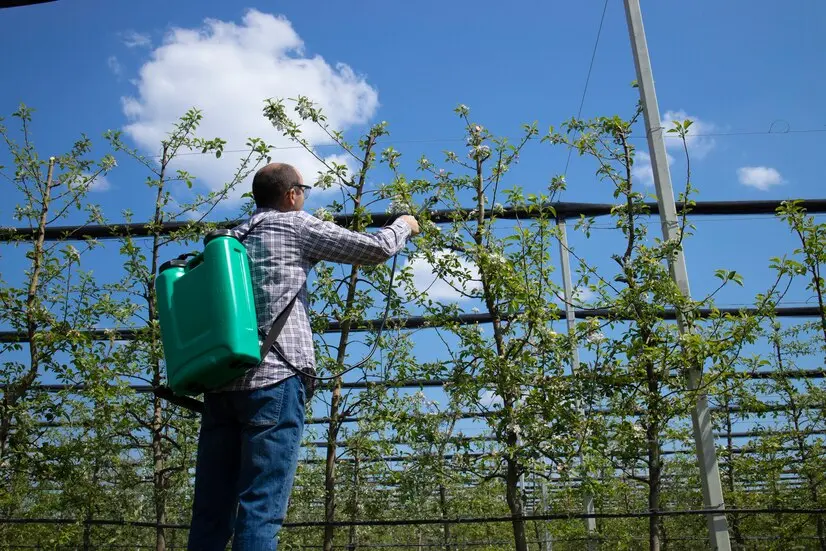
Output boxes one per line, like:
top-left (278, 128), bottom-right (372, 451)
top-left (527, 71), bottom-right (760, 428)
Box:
top-left (2, 507), bottom-right (825, 531)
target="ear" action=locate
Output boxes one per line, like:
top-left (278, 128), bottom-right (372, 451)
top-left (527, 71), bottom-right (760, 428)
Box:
top-left (282, 188), bottom-right (298, 211)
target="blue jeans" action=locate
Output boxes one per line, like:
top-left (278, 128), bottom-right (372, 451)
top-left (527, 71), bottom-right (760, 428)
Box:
top-left (188, 375), bottom-right (305, 551)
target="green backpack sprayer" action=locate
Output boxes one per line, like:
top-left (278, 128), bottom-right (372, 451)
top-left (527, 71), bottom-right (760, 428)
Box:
top-left (155, 229), bottom-right (274, 396)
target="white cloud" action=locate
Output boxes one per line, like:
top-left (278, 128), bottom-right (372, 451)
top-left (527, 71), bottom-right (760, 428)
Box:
top-left (573, 286), bottom-right (595, 303)
top-left (737, 166), bottom-right (785, 191)
top-left (404, 250), bottom-right (481, 302)
top-left (164, 195), bottom-right (207, 220)
top-left (89, 174), bottom-right (112, 192)
top-left (121, 30), bottom-right (152, 49)
top-left (107, 56), bottom-right (123, 77)
top-left (555, 286), bottom-right (595, 308)
top-left (632, 150), bottom-right (674, 187)
top-left (479, 390), bottom-right (502, 408)
top-left (631, 110), bottom-right (715, 187)
top-left (120, 10), bottom-right (379, 205)
top-left (72, 173), bottom-right (111, 192)
top-left (661, 110), bottom-right (716, 159)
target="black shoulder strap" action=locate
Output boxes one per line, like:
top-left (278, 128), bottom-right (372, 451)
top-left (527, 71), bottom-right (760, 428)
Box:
top-left (259, 295), bottom-right (297, 360)
top-left (237, 218), bottom-right (264, 244)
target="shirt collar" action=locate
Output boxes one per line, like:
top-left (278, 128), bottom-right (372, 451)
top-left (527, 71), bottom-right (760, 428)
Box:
top-left (253, 207), bottom-right (280, 215)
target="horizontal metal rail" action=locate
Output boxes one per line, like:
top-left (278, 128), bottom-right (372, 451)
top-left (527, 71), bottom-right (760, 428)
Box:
top-left (17, 403), bottom-right (825, 428)
top-left (303, 443), bottom-right (822, 464)
top-left (1, 305), bottom-right (821, 345)
top-left (5, 368), bottom-right (822, 395)
top-left (1, 507), bottom-right (824, 530)
top-left (3, 199), bottom-right (826, 243)
top-left (13, 427), bottom-right (822, 454)
top-left (286, 401), bottom-right (826, 425)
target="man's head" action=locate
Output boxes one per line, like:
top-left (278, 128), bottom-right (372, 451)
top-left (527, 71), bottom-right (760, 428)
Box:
top-left (252, 163), bottom-right (311, 212)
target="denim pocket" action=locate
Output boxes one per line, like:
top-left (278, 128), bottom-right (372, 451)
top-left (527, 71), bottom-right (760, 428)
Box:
top-left (245, 383), bottom-right (287, 427)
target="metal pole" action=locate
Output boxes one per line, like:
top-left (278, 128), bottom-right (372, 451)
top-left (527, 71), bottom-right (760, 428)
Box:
top-left (622, 1), bottom-right (731, 549)
top-left (556, 217), bottom-right (597, 550)
top-left (540, 478), bottom-right (552, 551)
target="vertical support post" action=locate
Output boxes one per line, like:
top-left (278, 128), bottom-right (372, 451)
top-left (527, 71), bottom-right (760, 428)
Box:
top-left (622, 1), bottom-right (731, 549)
top-left (540, 477), bottom-right (553, 551)
top-left (556, 217), bottom-right (597, 550)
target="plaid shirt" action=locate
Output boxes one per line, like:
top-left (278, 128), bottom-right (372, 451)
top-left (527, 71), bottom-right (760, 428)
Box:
top-left (217, 208), bottom-right (412, 393)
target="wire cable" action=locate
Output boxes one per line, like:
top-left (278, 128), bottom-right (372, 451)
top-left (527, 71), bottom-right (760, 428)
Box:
top-left (3, 507), bottom-right (824, 530)
top-left (563, 0), bottom-right (610, 177)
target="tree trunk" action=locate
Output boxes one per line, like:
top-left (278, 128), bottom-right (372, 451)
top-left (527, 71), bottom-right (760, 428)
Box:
top-left (323, 136), bottom-right (374, 551)
top-left (808, 477), bottom-right (826, 550)
top-left (646, 423), bottom-right (661, 551)
top-left (724, 398), bottom-right (745, 548)
top-left (82, 515), bottom-right (92, 551)
top-left (645, 356), bottom-right (661, 551)
top-left (470, 152), bottom-right (529, 551)
top-left (152, 392), bottom-right (167, 551)
top-left (323, 377), bottom-right (341, 551)
top-left (505, 453), bottom-right (528, 551)
top-left (83, 426), bottom-right (102, 551)
top-left (0, 159), bottom-right (54, 462)
top-left (347, 453), bottom-right (359, 551)
top-left (324, 266), bottom-right (360, 551)
top-left (438, 483), bottom-right (451, 551)
top-left (792, 222), bottom-right (826, 351)
top-left (150, 145), bottom-right (169, 551)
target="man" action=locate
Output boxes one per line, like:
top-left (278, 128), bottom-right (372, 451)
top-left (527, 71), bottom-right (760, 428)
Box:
top-left (188, 163), bottom-right (419, 550)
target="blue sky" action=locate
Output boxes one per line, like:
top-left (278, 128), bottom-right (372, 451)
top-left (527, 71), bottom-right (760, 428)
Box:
top-left (2, 1), bottom-right (824, 208)
top-left (2, 1), bottom-right (825, 440)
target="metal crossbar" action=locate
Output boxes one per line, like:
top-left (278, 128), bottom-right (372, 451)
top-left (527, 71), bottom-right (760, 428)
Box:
top-left (2, 199), bottom-right (825, 242)
top-left (2, 507), bottom-right (824, 530)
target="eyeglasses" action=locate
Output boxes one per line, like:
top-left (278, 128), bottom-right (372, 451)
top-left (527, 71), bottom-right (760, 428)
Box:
top-left (292, 184), bottom-right (312, 198)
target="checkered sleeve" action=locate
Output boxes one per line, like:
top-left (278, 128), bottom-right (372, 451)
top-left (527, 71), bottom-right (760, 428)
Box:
top-left (297, 211), bottom-right (412, 265)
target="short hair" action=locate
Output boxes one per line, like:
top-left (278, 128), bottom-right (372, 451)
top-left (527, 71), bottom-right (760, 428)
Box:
top-left (251, 163), bottom-right (302, 208)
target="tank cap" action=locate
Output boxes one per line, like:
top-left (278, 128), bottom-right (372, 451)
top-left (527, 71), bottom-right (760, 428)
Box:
top-left (159, 259), bottom-right (188, 273)
top-left (204, 229), bottom-right (238, 245)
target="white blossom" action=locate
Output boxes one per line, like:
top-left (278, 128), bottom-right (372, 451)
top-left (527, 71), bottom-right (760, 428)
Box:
top-left (586, 331), bottom-right (606, 344)
top-left (488, 253), bottom-right (507, 266)
top-left (507, 422), bottom-right (522, 437)
top-left (538, 325), bottom-right (558, 339)
top-left (387, 200), bottom-right (408, 215)
top-left (313, 207), bottom-right (333, 221)
top-left (468, 144), bottom-right (491, 161)
top-left (64, 245), bottom-right (80, 263)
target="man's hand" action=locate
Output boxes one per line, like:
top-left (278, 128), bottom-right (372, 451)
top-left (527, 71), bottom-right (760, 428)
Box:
top-left (398, 215), bottom-right (420, 236)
